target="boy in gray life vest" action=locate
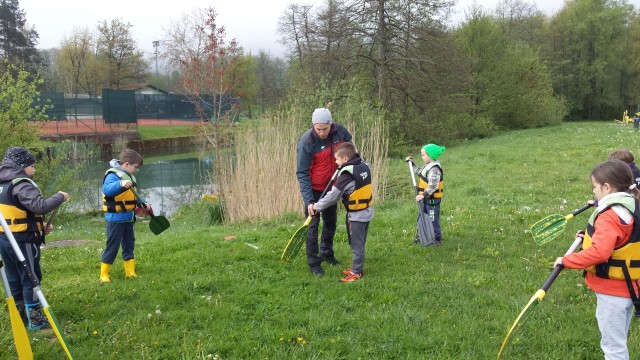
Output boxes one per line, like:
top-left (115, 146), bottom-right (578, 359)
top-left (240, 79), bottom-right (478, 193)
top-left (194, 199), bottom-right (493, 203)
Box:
top-left (0, 146), bottom-right (68, 330)
top-left (312, 143), bottom-right (373, 282)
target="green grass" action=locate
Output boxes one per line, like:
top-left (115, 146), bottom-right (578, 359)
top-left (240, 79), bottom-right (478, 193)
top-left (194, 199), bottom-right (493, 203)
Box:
top-left (138, 125), bottom-right (197, 140)
top-left (2, 121), bottom-right (640, 359)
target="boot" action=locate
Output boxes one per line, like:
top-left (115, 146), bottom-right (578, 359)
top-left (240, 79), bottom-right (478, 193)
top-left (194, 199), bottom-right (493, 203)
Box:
top-left (25, 302), bottom-right (49, 331)
top-left (123, 259), bottom-right (137, 278)
top-left (100, 263), bottom-right (112, 283)
top-left (15, 300), bottom-right (27, 325)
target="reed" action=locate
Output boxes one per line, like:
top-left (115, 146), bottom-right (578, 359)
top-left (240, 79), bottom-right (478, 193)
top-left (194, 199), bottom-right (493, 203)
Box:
top-left (220, 102), bottom-right (389, 222)
top-left (342, 106), bottom-right (389, 201)
top-left (219, 109), bottom-right (301, 222)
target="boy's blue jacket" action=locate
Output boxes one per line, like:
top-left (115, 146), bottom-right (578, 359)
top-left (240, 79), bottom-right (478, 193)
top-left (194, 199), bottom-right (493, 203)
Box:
top-left (102, 171), bottom-right (141, 223)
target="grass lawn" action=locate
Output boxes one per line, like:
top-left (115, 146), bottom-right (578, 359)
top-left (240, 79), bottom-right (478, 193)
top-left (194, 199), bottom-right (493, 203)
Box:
top-left (2, 121), bottom-right (640, 359)
top-left (138, 125), bottom-right (197, 140)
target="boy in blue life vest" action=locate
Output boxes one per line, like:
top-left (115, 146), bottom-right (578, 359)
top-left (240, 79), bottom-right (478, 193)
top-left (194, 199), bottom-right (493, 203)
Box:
top-left (100, 148), bottom-right (151, 283)
top-left (312, 142), bottom-right (373, 282)
top-left (406, 143), bottom-right (445, 246)
top-left (0, 146), bottom-right (68, 330)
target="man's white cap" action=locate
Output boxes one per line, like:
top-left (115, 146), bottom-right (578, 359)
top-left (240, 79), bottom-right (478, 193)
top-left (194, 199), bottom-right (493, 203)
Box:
top-left (312, 108), bottom-right (333, 124)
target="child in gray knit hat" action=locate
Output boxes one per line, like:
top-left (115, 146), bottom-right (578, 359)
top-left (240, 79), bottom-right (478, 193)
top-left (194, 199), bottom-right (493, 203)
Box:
top-left (0, 146), bottom-right (68, 330)
top-left (4, 146), bottom-right (36, 168)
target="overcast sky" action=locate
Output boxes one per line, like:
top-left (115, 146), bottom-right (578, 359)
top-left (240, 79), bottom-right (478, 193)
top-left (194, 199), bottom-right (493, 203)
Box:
top-left (20, 0), bottom-right (640, 59)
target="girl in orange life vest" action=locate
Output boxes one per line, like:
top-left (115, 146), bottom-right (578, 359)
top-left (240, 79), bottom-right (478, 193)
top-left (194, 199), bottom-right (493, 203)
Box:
top-left (554, 160), bottom-right (640, 360)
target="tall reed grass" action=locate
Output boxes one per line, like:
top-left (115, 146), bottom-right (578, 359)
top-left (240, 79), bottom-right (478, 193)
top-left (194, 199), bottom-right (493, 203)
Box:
top-left (219, 110), bottom-right (301, 221)
top-left (342, 107), bottom-right (389, 201)
top-left (220, 103), bottom-right (389, 222)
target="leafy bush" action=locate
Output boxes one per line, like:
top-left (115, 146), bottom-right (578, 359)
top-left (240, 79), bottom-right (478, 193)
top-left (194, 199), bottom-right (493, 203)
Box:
top-left (431, 113), bottom-right (499, 144)
top-left (174, 199), bottom-right (225, 226)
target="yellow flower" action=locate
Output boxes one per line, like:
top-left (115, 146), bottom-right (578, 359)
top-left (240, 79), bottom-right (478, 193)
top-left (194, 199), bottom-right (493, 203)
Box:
top-left (92, 330), bottom-right (98, 335)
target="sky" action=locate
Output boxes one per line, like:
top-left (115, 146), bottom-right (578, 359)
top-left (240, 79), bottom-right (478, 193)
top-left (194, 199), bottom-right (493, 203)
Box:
top-left (20, 0), bottom-right (640, 59)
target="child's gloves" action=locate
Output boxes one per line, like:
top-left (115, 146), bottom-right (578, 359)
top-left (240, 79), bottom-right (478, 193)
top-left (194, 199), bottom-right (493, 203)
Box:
top-left (135, 207), bottom-right (150, 217)
top-left (405, 156), bottom-right (413, 163)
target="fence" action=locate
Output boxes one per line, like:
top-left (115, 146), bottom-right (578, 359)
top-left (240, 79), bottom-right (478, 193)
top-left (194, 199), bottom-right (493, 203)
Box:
top-left (135, 93), bottom-right (240, 121)
top-left (39, 91), bottom-right (240, 124)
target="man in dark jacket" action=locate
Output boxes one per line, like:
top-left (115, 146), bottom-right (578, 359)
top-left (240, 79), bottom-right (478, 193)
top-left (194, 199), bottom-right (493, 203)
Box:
top-left (296, 108), bottom-right (352, 276)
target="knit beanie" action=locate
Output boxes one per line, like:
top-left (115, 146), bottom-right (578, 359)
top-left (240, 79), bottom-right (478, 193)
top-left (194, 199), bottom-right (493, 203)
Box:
top-left (4, 147), bottom-right (36, 168)
top-left (423, 144), bottom-right (445, 161)
top-left (312, 108), bottom-right (333, 124)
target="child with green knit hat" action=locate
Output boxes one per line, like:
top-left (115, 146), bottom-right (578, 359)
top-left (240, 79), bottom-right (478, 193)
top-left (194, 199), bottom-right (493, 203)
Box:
top-left (406, 143), bottom-right (446, 245)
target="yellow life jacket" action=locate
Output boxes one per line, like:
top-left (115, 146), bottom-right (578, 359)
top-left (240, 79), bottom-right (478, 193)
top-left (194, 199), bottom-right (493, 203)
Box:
top-left (102, 168), bottom-right (138, 212)
top-left (417, 162), bottom-right (443, 199)
top-left (0, 178), bottom-right (44, 235)
top-left (339, 163), bottom-right (372, 212)
top-left (583, 194), bottom-right (640, 281)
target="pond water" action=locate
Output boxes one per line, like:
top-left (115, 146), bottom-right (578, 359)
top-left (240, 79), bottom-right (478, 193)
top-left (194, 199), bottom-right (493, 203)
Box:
top-left (74, 155), bottom-right (214, 217)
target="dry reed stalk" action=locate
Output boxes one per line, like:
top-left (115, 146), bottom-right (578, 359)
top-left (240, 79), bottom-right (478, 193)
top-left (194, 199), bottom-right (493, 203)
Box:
top-left (220, 105), bottom-right (388, 222)
top-left (220, 112), bottom-right (302, 222)
top-left (113, 135), bottom-right (128, 155)
top-left (343, 108), bottom-right (389, 202)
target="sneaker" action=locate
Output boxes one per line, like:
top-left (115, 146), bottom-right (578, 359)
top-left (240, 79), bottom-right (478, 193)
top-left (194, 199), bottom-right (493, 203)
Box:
top-left (340, 271), bottom-right (362, 283)
top-left (342, 267), bottom-right (364, 276)
top-left (434, 240), bottom-right (442, 246)
top-left (323, 257), bottom-right (342, 266)
top-left (310, 266), bottom-right (325, 277)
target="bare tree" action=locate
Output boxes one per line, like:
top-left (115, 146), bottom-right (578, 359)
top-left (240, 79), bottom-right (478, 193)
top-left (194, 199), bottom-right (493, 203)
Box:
top-left (178, 7), bottom-right (242, 193)
top-left (161, 8), bottom-right (209, 70)
top-left (278, 4), bottom-right (315, 66)
top-left (58, 28), bottom-right (93, 96)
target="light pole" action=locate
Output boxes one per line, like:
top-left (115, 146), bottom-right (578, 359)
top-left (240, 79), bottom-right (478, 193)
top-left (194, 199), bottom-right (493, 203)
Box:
top-left (152, 41), bottom-right (160, 121)
top-left (152, 41), bottom-right (159, 87)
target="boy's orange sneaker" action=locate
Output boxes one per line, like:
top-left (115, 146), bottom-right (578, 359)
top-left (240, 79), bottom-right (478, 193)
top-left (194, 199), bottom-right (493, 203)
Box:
top-left (340, 271), bottom-right (362, 283)
top-left (342, 267), bottom-right (364, 276)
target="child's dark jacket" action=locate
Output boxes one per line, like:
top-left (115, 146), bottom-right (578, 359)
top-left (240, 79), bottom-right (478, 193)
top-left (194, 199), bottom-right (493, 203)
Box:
top-left (314, 154), bottom-right (374, 223)
top-left (0, 159), bottom-right (65, 243)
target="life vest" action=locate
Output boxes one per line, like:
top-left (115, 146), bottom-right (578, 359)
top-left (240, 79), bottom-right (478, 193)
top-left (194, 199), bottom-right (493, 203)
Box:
top-left (339, 163), bottom-right (373, 212)
top-left (583, 194), bottom-right (640, 281)
top-left (417, 162), bottom-right (443, 199)
top-left (0, 178), bottom-right (44, 235)
top-left (102, 168), bottom-right (138, 212)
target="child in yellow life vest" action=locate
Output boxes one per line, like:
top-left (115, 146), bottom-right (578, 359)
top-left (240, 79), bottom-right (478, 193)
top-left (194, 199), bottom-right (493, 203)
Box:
top-left (312, 143), bottom-right (373, 282)
top-left (406, 143), bottom-right (445, 246)
top-left (100, 148), bottom-right (152, 283)
top-left (554, 160), bottom-right (640, 359)
top-left (0, 146), bottom-right (68, 330)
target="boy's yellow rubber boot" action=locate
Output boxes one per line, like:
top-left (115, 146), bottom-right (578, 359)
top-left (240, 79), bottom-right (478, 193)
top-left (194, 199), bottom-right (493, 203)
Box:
top-left (99, 263), bottom-right (112, 283)
top-left (124, 259), bottom-right (137, 278)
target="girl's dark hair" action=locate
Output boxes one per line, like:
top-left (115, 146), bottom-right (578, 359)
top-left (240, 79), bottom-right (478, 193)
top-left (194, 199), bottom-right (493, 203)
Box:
top-left (591, 160), bottom-right (639, 198)
top-left (119, 148), bottom-right (143, 166)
